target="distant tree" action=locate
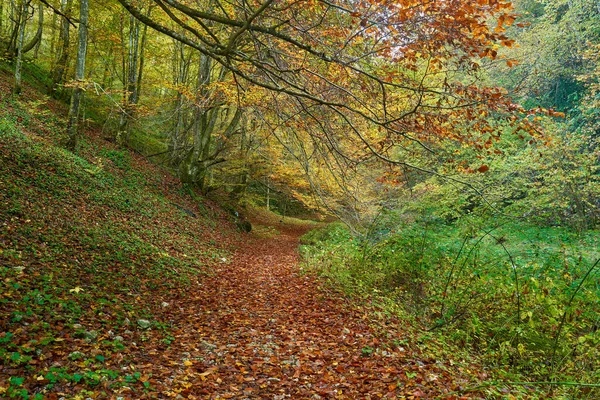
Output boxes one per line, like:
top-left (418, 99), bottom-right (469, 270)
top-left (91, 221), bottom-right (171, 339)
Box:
top-left (66, 0), bottom-right (89, 150)
top-left (13, 0), bottom-right (31, 94)
top-left (50, 0), bottom-right (74, 97)
top-left (493, 0), bottom-right (600, 112)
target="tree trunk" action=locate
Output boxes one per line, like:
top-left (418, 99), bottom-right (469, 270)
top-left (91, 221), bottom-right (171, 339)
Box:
top-left (180, 54), bottom-right (210, 184)
top-left (32, 3), bottom-right (42, 58)
top-left (117, 14), bottom-right (139, 144)
top-left (6, 0), bottom-right (21, 56)
top-left (0, 0), bottom-right (4, 37)
top-left (65, 0), bottom-right (88, 151)
top-left (135, 9), bottom-right (151, 102)
top-left (50, 0), bottom-right (73, 97)
top-left (48, 6), bottom-right (57, 65)
top-left (117, 9), bottom-right (149, 145)
top-left (168, 40), bottom-right (192, 166)
top-left (13, 0), bottom-right (29, 94)
top-left (229, 114), bottom-right (250, 200)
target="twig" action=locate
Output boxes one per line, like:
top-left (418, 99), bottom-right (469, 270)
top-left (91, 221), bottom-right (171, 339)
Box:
top-left (38, 0), bottom-right (78, 27)
top-left (550, 257), bottom-right (600, 374)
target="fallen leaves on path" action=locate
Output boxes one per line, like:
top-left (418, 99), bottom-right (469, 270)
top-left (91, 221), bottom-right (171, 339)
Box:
top-left (125, 223), bottom-right (486, 399)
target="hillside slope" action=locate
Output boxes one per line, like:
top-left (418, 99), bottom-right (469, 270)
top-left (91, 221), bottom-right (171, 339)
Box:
top-left (0, 69), bottom-right (243, 398)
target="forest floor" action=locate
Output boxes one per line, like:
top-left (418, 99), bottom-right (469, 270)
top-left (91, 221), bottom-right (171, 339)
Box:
top-left (138, 218), bottom-right (492, 399)
top-left (1, 67), bottom-right (494, 399)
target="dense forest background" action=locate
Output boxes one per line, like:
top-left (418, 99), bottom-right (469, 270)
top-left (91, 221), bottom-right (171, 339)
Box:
top-left (2, 0), bottom-right (599, 227)
top-left (1, 0), bottom-right (600, 397)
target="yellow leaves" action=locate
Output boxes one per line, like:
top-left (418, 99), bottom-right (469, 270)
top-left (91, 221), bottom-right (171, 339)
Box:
top-left (69, 286), bottom-right (84, 294)
top-left (180, 381), bottom-right (193, 389)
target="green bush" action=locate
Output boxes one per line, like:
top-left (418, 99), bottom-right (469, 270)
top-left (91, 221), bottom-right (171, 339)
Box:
top-left (301, 216), bottom-right (600, 397)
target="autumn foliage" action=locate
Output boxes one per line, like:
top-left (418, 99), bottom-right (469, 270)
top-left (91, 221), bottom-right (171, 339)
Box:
top-left (116, 0), bottom-right (529, 168)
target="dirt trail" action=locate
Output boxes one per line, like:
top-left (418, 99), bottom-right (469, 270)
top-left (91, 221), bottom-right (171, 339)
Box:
top-left (140, 221), bottom-right (483, 399)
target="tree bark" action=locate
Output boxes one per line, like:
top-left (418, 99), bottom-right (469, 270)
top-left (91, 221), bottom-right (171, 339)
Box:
top-left (116, 13), bottom-right (140, 144)
top-left (13, 0), bottom-right (29, 94)
top-left (135, 9), bottom-right (151, 102)
top-left (117, 7), bottom-right (150, 145)
top-left (65, 0), bottom-right (88, 150)
top-left (168, 40), bottom-right (192, 166)
top-left (6, 0), bottom-right (20, 55)
top-left (50, 0), bottom-right (73, 97)
top-left (0, 0), bottom-right (4, 37)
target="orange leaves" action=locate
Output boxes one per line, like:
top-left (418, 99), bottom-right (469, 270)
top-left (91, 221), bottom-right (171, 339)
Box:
top-left (527, 107), bottom-right (566, 119)
top-left (501, 39), bottom-right (516, 48)
top-left (480, 47), bottom-right (498, 59)
top-left (495, 13), bottom-right (516, 33)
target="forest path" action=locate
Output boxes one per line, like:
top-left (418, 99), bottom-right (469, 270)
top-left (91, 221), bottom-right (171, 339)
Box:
top-left (147, 221), bottom-right (481, 399)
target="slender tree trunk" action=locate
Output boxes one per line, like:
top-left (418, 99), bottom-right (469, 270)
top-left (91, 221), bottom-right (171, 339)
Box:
top-left (0, 0), bottom-right (4, 37)
top-left (193, 54), bottom-right (215, 189)
top-left (135, 8), bottom-right (151, 102)
top-left (266, 185), bottom-right (270, 211)
top-left (6, 0), bottom-right (20, 55)
top-left (32, 3), bottom-right (42, 58)
top-left (126, 15), bottom-right (139, 104)
top-left (66, 0), bottom-right (88, 150)
top-left (169, 91), bottom-right (186, 166)
top-left (50, 0), bottom-right (73, 97)
top-left (49, 7), bottom-right (57, 65)
top-left (13, 0), bottom-right (29, 94)
top-left (237, 119), bottom-right (250, 198)
top-left (117, 10), bottom-right (148, 145)
top-left (181, 53), bottom-right (224, 188)
top-left (168, 40), bottom-right (192, 166)
top-left (101, 47), bottom-right (113, 88)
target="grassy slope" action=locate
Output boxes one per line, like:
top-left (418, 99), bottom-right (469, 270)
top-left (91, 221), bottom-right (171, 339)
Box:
top-left (0, 68), bottom-right (241, 398)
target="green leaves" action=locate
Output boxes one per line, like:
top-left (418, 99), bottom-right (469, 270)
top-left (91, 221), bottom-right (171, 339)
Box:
top-left (301, 215), bottom-right (600, 396)
top-left (9, 376), bottom-right (24, 386)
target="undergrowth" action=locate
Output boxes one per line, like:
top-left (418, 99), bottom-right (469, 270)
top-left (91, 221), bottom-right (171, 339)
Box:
top-left (0, 91), bottom-right (231, 398)
top-left (300, 214), bottom-right (600, 399)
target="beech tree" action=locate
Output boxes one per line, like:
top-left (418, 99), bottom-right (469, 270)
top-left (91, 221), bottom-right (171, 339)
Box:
top-left (115, 0), bottom-right (526, 176)
top-left (12, 0), bottom-right (31, 94)
top-left (50, 0), bottom-right (74, 97)
top-left (66, 0), bottom-right (88, 150)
